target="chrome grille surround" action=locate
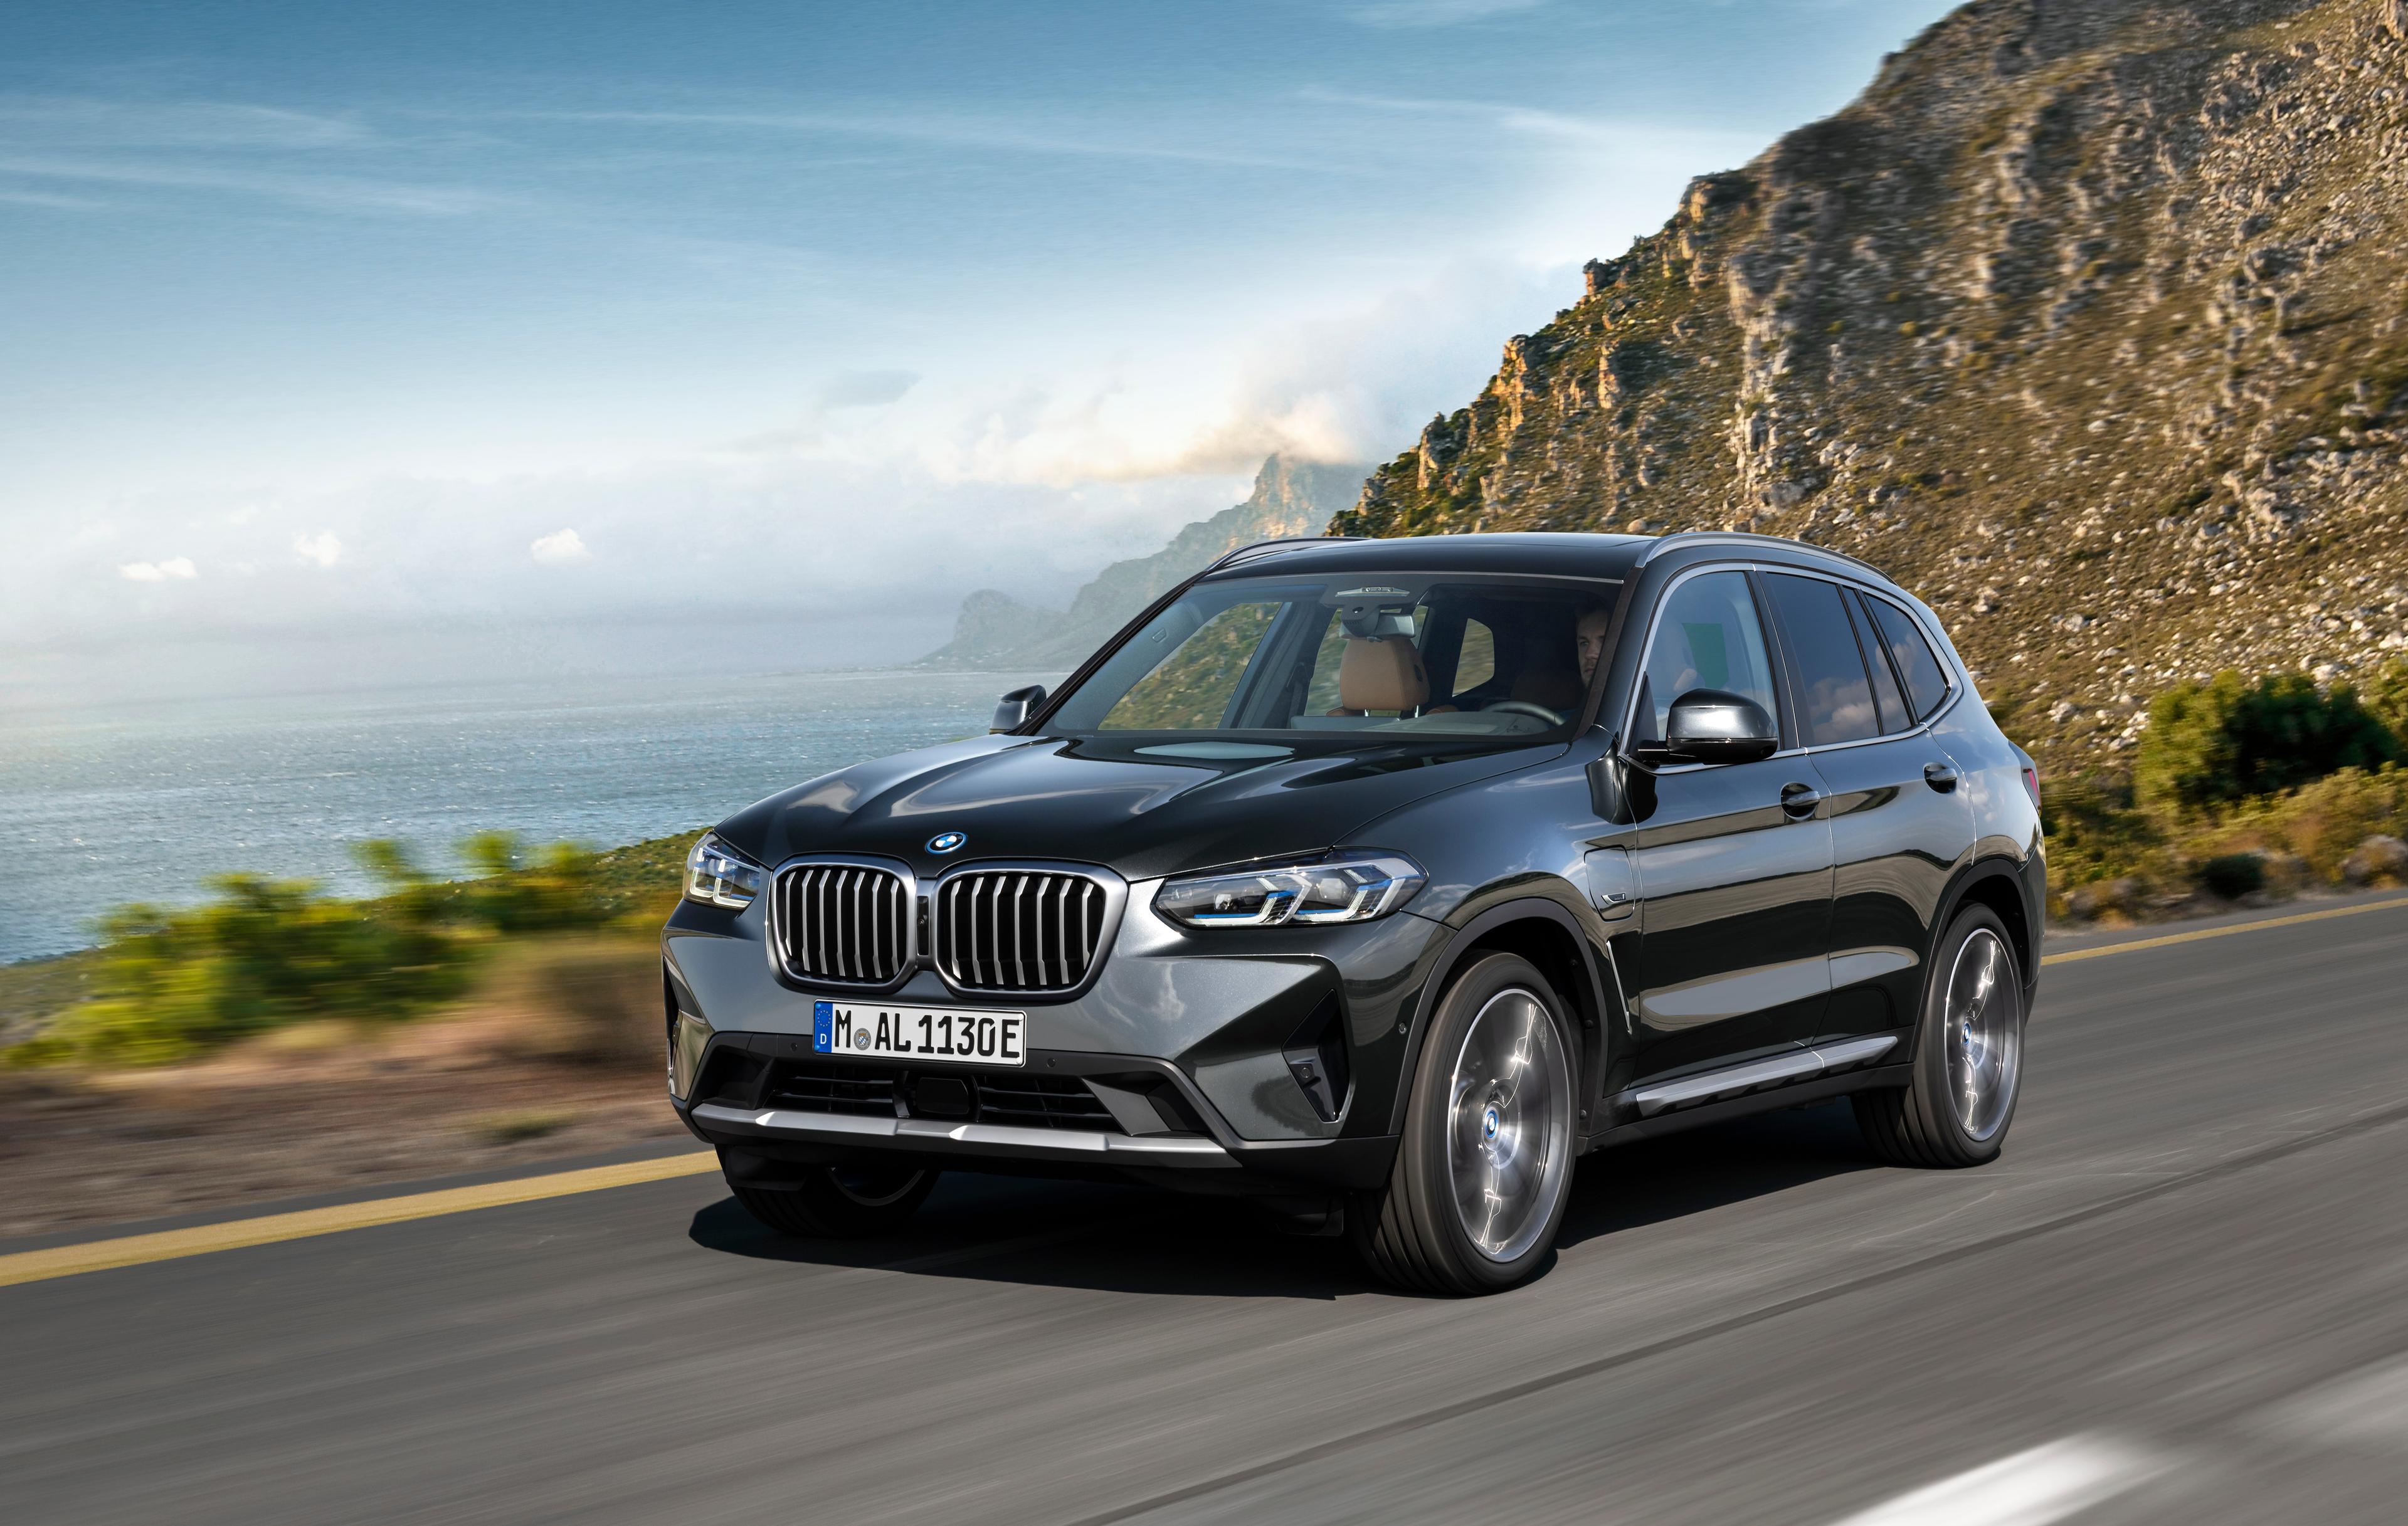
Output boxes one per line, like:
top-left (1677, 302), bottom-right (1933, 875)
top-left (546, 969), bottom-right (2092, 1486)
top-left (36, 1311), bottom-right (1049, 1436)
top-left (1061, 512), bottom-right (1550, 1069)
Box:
top-left (768, 856), bottom-right (917, 990)
top-left (934, 864), bottom-right (1123, 996)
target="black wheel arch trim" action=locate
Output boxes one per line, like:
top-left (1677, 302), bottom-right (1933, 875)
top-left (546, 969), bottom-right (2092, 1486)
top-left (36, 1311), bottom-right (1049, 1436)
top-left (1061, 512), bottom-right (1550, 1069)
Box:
top-left (1909, 855), bottom-right (2043, 1065)
top-left (1383, 892), bottom-right (1622, 1146)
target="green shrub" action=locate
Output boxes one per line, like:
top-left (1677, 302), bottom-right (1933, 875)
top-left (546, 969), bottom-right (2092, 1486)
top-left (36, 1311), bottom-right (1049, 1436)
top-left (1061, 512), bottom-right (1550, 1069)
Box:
top-left (455, 832), bottom-right (611, 933)
top-left (2197, 853), bottom-right (2266, 900)
top-left (2038, 773), bottom-right (2166, 893)
top-left (2366, 658), bottom-right (2408, 749)
top-left (12, 833), bottom-right (613, 1068)
top-left (31, 871), bottom-right (472, 1068)
top-left (2135, 670), bottom-right (2400, 814)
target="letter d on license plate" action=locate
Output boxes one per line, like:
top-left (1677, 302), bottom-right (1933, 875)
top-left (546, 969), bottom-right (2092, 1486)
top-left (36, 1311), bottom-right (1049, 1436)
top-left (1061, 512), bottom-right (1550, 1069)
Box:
top-left (813, 1001), bottom-right (1027, 1066)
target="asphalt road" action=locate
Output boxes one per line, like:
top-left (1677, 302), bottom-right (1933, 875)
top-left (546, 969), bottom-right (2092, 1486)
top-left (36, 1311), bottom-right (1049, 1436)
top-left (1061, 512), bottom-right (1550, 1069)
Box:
top-left (9, 899), bottom-right (2408, 1525)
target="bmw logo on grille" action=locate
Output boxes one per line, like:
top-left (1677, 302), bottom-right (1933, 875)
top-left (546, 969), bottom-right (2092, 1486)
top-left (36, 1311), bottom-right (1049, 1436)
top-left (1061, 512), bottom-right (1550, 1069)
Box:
top-left (926, 831), bottom-right (968, 855)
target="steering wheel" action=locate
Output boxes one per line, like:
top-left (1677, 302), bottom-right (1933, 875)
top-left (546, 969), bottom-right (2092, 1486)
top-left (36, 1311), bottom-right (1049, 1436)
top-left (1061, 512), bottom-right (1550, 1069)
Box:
top-left (1480, 699), bottom-right (1565, 726)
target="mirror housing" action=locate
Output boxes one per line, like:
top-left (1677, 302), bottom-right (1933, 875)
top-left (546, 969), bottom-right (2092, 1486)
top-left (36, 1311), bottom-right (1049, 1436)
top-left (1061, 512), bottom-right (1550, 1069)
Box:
top-left (1656, 688), bottom-right (1778, 765)
top-left (990, 684), bottom-right (1047, 734)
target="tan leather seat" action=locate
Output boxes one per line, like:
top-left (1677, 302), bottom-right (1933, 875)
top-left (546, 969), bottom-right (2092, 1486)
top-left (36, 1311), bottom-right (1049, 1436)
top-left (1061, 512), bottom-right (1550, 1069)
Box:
top-left (1336, 638), bottom-right (1429, 713)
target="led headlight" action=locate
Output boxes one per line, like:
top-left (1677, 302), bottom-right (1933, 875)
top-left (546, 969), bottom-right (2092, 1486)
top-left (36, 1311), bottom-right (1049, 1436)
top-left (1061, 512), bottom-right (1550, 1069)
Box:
top-left (1154, 853), bottom-right (1426, 929)
top-left (684, 833), bottom-right (764, 910)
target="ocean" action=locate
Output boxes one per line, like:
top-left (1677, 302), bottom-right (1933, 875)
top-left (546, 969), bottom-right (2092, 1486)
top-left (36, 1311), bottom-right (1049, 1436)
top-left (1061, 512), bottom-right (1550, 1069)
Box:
top-left (0, 670), bottom-right (1031, 964)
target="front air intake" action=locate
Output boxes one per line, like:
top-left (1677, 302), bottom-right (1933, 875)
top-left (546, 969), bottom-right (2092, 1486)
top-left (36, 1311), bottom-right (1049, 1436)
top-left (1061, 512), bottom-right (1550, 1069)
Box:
top-left (935, 870), bottom-right (1108, 994)
top-left (774, 863), bottom-right (912, 986)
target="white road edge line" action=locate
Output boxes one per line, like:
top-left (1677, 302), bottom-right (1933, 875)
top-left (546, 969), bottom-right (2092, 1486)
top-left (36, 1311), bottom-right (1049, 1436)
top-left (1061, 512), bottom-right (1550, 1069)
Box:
top-left (1827, 1434), bottom-right (2167, 1526)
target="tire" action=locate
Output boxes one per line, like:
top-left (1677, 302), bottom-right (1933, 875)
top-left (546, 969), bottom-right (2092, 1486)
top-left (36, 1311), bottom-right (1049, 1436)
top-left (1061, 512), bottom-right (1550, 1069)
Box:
top-left (1352, 952), bottom-right (1580, 1295)
top-left (726, 1157), bottom-right (939, 1238)
top-left (1855, 903), bottom-right (2026, 1168)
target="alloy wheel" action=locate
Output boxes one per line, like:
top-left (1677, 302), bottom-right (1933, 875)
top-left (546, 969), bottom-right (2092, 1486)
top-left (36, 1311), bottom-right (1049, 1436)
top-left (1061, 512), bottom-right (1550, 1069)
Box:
top-left (1946, 929), bottom-right (2020, 1142)
top-left (1445, 987), bottom-right (1573, 1261)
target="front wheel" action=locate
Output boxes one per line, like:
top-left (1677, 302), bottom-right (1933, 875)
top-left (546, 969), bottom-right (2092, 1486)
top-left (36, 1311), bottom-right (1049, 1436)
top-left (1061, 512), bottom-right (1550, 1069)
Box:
top-left (1353, 952), bottom-right (1580, 1295)
top-left (726, 1157), bottom-right (939, 1238)
top-left (1854, 903), bottom-right (2025, 1167)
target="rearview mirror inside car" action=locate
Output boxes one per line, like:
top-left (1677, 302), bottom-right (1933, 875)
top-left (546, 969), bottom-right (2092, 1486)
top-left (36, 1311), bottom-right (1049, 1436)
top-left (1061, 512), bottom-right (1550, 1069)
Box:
top-left (990, 685), bottom-right (1047, 733)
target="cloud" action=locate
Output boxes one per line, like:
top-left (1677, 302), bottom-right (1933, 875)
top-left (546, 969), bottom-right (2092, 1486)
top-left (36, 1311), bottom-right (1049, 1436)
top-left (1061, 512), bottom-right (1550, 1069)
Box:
top-left (506, 107), bottom-right (1334, 174)
top-left (119, 557), bottom-right (198, 582)
top-left (0, 154), bottom-right (495, 218)
top-left (1348, 0), bottom-right (1545, 28)
top-left (293, 530), bottom-right (342, 567)
top-left (816, 369), bottom-right (920, 411)
top-left (529, 527), bottom-right (589, 565)
top-left (0, 95), bottom-right (372, 151)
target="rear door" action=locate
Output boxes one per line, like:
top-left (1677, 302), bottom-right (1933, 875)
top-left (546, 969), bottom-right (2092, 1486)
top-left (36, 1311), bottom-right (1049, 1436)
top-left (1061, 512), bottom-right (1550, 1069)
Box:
top-left (1625, 567), bottom-right (1835, 1081)
top-left (1758, 573), bottom-right (1973, 1049)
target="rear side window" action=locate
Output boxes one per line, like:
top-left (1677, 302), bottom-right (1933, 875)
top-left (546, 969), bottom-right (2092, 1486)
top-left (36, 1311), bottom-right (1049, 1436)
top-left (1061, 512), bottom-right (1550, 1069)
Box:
top-left (1847, 592), bottom-right (1909, 734)
top-left (1763, 574), bottom-right (1878, 747)
top-left (1865, 596), bottom-right (1951, 721)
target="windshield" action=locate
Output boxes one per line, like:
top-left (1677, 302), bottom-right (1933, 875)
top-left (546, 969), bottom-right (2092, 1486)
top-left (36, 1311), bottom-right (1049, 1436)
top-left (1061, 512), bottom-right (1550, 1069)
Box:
top-left (1043, 572), bottom-right (1619, 742)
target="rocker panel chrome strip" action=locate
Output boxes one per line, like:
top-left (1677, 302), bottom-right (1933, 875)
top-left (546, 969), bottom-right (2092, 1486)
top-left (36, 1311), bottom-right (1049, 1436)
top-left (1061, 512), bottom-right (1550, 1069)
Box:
top-left (1626, 1034), bottom-right (1899, 1117)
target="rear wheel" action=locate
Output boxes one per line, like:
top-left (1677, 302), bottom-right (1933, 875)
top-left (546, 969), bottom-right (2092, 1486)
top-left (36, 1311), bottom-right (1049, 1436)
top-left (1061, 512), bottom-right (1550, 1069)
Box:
top-left (1353, 952), bottom-right (1579, 1295)
top-left (726, 1158), bottom-right (939, 1238)
top-left (1855, 903), bottom-right (2025, 1167)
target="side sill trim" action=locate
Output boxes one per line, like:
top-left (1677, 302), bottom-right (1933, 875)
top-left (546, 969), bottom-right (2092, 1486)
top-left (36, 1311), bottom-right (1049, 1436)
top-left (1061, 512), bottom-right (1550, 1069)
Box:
top-left (1625, 1034), bottom-right (1898, 1118)
top-left (689, 1103), bottom-right (1238, 1166)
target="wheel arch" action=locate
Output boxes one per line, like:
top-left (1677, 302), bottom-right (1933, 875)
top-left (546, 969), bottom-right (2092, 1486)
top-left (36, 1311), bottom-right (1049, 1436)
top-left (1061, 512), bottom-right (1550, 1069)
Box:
top-left (1931, 857), bottom-right (2041, 1004)
top-left (1385, 896), bottom-right (1617, 1139)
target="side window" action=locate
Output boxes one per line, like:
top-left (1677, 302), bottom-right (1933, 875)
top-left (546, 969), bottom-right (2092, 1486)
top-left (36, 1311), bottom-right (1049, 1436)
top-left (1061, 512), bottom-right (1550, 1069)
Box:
top-left (1866, 596), bottom-right (1951, 721)
top-left (1634, 571), bottom-right (1778, 745)
top-left (1763, 574), bottom-right (1879, 747)
top-left (1102, 601), bottom-right (1281, 729)
top-left (1454, 618), bottom-right (1496, 695)
top-left (1847, 592), bottom-right (1909, 734)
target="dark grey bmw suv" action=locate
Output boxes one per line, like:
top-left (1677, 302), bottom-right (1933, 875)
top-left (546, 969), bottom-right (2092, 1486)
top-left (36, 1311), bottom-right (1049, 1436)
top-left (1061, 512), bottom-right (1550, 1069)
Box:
top-left (665, 531), bottom-right (2044, 1293)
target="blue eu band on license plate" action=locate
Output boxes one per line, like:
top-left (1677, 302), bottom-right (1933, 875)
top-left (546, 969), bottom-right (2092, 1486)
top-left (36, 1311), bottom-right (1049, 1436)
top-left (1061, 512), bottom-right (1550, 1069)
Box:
top-left (810, 999), bottom-right (1027, 1066)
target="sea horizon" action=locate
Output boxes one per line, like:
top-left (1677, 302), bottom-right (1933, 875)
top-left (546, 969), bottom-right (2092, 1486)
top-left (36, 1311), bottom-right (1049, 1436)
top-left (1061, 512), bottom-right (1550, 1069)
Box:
top-left (0, 666), bottom-right (1048, 965)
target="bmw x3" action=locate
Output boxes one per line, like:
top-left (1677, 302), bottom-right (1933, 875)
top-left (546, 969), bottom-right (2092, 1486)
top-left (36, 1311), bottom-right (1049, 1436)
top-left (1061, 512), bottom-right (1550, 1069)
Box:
top-left (665, 531), bottom-right (2044, 1294)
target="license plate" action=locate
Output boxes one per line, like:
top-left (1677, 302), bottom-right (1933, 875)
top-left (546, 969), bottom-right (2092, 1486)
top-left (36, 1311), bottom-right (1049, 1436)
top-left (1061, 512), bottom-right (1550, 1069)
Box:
top-left (813, 1000), bottom-right (1027, 1066)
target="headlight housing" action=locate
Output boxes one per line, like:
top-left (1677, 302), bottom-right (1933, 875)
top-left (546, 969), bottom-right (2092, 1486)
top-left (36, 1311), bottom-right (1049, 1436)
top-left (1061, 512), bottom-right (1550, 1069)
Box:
top-left (684, 833), bottom-right (764, 910)
top-left (1154, 852), bottom-right (1426, 929)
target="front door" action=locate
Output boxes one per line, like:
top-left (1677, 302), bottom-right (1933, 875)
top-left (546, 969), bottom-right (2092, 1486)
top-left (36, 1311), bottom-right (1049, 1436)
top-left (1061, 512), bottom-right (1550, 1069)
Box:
top-left (1625, 569), bottom-right (1835, 1081)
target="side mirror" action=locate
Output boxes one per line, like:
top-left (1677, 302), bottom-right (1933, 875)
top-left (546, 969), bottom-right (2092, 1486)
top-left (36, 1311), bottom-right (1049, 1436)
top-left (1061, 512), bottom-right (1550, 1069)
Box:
top-left (1659, 688), bottom-right (1778, 765)
top-left (990, 685), bottom-right (1047, 734)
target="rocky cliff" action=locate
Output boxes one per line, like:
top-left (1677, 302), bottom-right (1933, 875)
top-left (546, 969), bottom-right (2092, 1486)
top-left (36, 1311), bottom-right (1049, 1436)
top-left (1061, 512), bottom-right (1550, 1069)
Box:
top-left (1336, 0), bottom-right (2408, 772)
top-left (922, 455), bottom-right (1367, 671)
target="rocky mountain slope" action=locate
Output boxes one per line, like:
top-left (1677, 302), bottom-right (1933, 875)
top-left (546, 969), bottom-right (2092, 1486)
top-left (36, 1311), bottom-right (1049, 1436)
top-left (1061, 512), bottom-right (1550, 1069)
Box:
top-left (1335, 0), bottom-right (2408, 774)
top-left (922, 455), bottom-right (1366, 671)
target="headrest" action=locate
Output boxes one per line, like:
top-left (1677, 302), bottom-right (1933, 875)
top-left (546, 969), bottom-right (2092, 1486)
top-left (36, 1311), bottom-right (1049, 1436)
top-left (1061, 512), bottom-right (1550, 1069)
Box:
top-left (1511, 668), bottom-right (1583, 711)
top-left (1338, 638), bottom-right (1428, 713)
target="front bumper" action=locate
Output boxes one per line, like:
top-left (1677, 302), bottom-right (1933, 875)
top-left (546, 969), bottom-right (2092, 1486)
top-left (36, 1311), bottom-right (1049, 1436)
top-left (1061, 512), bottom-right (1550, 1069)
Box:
top-left (663, 888), bottom-right (1446, 1192)
top-left (670, 1036), bottom-right (1398, 1192)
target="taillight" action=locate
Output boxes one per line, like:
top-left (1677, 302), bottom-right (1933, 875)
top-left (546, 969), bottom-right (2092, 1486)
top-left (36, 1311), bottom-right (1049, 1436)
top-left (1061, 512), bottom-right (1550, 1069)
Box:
top-left (2020, 763), bottom-right (2041, 813)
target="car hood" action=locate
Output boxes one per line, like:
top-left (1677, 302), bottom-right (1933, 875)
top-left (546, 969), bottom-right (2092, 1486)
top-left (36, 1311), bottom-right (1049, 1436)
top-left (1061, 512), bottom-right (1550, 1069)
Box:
top-left (713, 732), bottom-right (1563, 883)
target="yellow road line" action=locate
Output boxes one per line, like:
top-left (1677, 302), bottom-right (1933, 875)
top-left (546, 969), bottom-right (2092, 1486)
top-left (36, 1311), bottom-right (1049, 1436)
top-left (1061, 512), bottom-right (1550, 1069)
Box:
top-left (2043, 894), bottom-right (2408, 966)
top-left (0, 1150), bottom-right (717, 1290)
top-left (7, 895), bottom-right (2407, 1292)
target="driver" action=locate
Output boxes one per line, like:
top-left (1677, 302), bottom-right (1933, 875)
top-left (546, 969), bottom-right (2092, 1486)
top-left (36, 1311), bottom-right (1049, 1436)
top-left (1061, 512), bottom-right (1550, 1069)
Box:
top-left (1576, 603), bottom-right (1613, 687)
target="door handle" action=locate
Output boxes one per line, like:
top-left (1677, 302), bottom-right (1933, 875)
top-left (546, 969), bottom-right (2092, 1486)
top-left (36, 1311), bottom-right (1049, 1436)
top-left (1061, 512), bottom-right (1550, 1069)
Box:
top-left (1923, 762), bottom-right (1960, 793)
top-left (1779, 782), bottom-right (1822, 819)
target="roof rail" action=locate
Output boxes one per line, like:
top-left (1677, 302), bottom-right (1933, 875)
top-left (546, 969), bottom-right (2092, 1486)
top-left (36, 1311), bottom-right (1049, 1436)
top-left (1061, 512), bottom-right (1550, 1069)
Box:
top-left (1634, 530), bottom-right (1884, 576)
top-left (1202, 535), bottom-right (1368, 573)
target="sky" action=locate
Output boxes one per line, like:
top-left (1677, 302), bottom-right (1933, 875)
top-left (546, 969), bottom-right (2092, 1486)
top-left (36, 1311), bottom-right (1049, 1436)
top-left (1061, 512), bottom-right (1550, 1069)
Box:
top-left (0, 0), bottom-right (1957, 710)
